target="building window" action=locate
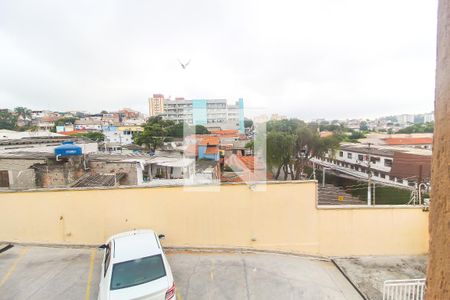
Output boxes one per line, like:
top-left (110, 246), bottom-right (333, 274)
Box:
top-left (0, 170), bottom-right (9, 188)
top-left (370, 156), bottom-right (381, 163)
top-left (347, 153), bottom-right (352, 159)
top-left (339, 151), bottom-right (343, 157)
top-left (358, 154), bottom-right (364, 161)
top-left (384, 159), bottom-right (393, 167)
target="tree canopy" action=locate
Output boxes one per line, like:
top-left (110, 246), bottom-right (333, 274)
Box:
top-left (134, 116), bottom-right (210, 151)
top-left (397, 122), bottom-right (434, 133)
top-left (266, 119), bottom-right (342, 180)
top-left (0, 110), bottom-right (18, 130)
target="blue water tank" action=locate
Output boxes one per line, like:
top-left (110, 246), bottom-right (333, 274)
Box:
top-left (54, 141), bottom-right (82, 157)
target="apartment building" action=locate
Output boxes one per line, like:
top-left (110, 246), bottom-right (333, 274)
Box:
top-left (313, 143), bottom-right (432, 188)
top-left (148, 94), bottom-right (245, 132)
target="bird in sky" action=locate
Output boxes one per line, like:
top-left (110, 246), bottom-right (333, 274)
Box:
top-left (178, 59), bottom-right (191, 69)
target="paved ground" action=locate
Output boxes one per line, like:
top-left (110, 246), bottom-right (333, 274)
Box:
top-left (0, 245), bottom-right (362, 300)
top-left (333, 256), bottom-right (427, 300)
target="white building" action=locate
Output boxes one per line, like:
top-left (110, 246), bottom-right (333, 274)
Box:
top-left (313, 143), bottom-right (432, 188)
top-left (423, 112), bottom-right (434, 123)
top-left (397, 114), bottom-right (415, 125)
top-left (148, 95), bottom-right (245, 132)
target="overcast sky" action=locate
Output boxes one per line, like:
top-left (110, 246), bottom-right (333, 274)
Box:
top-left (0, 0), bottom-right (438, 120)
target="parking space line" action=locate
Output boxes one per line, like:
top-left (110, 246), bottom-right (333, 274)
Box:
top-left (84, 249), bottom-right (97, 300)
top-left (0, 247), bottom-right (28, 289)
top-left (176, 289), bottom-right (183, 300)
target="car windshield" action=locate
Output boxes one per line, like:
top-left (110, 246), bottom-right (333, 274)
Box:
top-left (110, 254), bottom-right (166, 290)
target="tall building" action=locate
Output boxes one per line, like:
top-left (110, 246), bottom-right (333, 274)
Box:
top-left (397, 114), bottom-right (415, 125)
top-left (147, 94), bottom-right (245, 132)
top-left (148, 94), bottom-right (165, 117)
top-left (423, 112), bottom-right (434, 123)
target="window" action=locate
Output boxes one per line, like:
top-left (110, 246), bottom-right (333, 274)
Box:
top-left (370, 156), bottom-right (380, 163)
top-left (358, 154), bottom-right (364, 161)
top-left (0, 170), bottom-right (9, 188)
top-left (384, 159), bottom-right (393, 167)
top-left (110, 255), bottom-right (166, 290)
top-left (339, 151), bottom-right (343, 157)
top-left (347, 153), bottom-right (352, 159)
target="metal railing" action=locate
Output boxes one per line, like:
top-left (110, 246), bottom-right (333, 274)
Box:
top-left (383, 278), bottom-right (426, 300)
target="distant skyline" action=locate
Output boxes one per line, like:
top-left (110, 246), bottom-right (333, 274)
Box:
top-left (0, 0), bottom-right (438, 120)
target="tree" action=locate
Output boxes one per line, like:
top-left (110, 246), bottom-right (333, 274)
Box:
top-left (397, 122), bottom-right (434, 134)
top-left (244, 119), bottom-right (253, 128)
top-left (100, 110), bottom-right (108, 114)
top-left (76, 132), bottom-right (105, 141)
top-left (14, 107), bottom-right (32, 120)
top-left (245, 140), bottom-right (254, 155)
top-left (359, 121), bottom-right (369, 131)
top-left (267, 132), bottom-right (295, 180)
top-left (55, 117), bottom-right (78, 126)
top-left (134, 116), bottom-right (176, 151)
top-left (0, 110), bottom-right (18, 130)
top-left (266, 119), bottom-right (341, 180)
top-left (165, 122), bottom-right (210, 138)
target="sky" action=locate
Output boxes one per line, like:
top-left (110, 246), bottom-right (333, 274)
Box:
top-left (0, 0), bottom-right (438, 120)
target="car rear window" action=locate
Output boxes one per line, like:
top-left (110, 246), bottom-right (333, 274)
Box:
top-left (110, 254), bottom-right (166, 290)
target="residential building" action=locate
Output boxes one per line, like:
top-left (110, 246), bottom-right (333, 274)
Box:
top-left (148, 94), bottom-right (165, 116)
top-left (313, 143), bottom-right (432, 188)
top-left (423, 112), bottom-right (434, 123)
top-left (397, 114), bottom-right (415, 125)
top-left (148, 94), bottom-right (245, 132)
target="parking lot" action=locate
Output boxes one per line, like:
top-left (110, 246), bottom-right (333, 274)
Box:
top-left (0, 245), bottom-right (362, 300)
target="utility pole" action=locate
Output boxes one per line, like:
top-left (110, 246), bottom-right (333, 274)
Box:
top-left (367, 143), bottom-right (372, 206)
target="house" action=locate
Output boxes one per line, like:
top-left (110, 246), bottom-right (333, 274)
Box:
top-left (312, 143), bottom-right (432, 188)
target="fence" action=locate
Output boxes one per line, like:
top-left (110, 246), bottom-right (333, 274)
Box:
top-left (382, 279), bottom-right (426, 300)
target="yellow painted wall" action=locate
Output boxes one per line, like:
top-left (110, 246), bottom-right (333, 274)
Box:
top-left (0, 182), bottom-right (429, 256)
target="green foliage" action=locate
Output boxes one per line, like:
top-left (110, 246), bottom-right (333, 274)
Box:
top-left (165, 122), bottom-right (210, 138)
top-left (0, 110), bottom-right (18, 130)
top-left (14, 107), bottom-right (32, 119)
top-left (359, 121), bottom-right (369, 131)
top-left (266, 119), bottom-right (305, 134)
top-left (397, 122), bottom-right (434, 134)
top-left (55, 117), bottom-right (78, 126)
top-left (76, 131), bottom-right (105, 141)
top-left (134, 116), bottom-right (210, 151)
top-left (345, 131), bottom-right (366, 142)
top-left (266, 119), bottom-right (341, 180)
top-left (244, 119), bottom-right (253, 128)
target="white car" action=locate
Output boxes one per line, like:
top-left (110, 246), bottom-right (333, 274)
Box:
top-left (98, 230), bottom-right (176, 300)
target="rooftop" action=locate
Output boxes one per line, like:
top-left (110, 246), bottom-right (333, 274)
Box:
top-left (383, 137), bottom-right (433, 145)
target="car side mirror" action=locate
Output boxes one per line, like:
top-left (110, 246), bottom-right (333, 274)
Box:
top-left (99, 244), bottom-right (108, 249)
top-left (158, 234), bottom-right (165, 240)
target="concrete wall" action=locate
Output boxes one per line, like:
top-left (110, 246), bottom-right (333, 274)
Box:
top-left (427, 0), bottom-right (450, 298)
top-left (0, 159), bottom-right (44, 189)
top-left (0, 182), bottom-right (428, 256)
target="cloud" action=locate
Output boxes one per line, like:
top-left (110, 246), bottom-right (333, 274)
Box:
top-left (0, 0), bottom-right (437, 119)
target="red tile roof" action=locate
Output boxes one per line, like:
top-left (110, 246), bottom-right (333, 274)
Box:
top-left (383, 138), bottom-right (433, 145)
top-left (225, 155), bottom-right (265, 171)
top-left (198, 136), bottom-right (220, 146)
top-left (60, 130), bottom-right (87, 136)
top-left (205, 146), bottom-right (219, 155)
